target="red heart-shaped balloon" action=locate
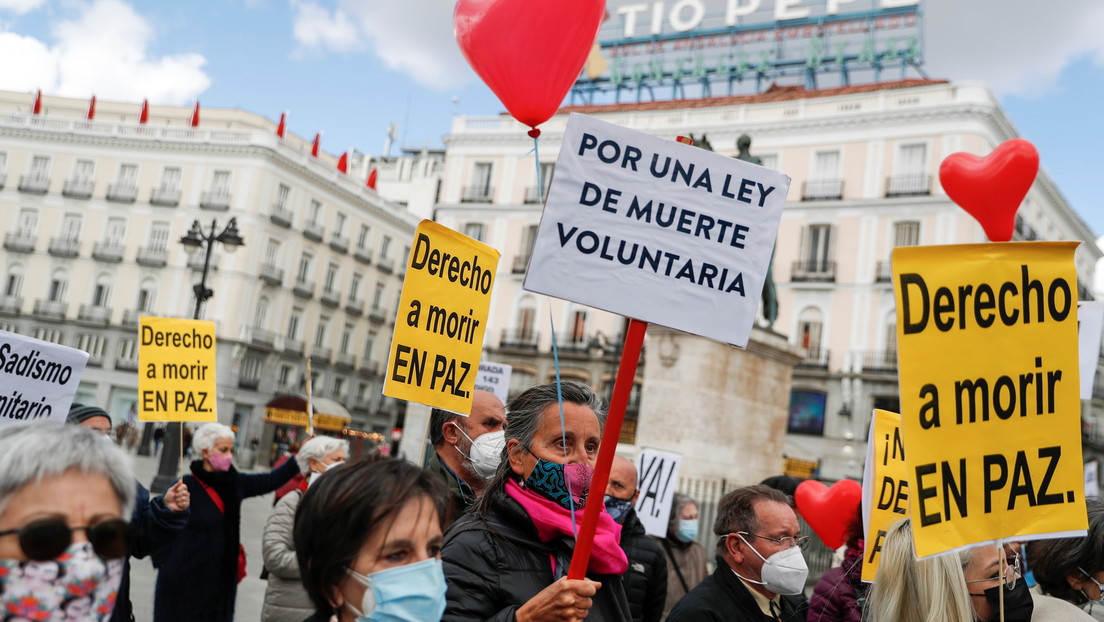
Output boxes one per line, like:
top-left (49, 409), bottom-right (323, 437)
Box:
top-left (939, 139), bottom-right (1039, 242)
top-left (454, 0), bottom-right (605, 131)
top-left (793, 479), bottom-right (862, 550)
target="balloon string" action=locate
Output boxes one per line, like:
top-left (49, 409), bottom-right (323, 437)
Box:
top-left (547, 301), bottom-right (576, 537)
top-left (533, 135), bottom-right (545, 204)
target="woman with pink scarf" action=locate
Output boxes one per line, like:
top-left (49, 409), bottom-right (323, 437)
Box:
top-left (442, 381), bottom-right (631, 622)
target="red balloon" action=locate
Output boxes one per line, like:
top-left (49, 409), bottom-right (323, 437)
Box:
top-left (793, 479), bottom-right (862, 550)
top-left (454, 0), bottom-right (605, 131)
top-left (939, 138), bottom-right (1039, 243)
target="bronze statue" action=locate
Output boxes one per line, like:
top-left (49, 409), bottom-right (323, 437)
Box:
top-left (733, 134), bottom-right (778, 330)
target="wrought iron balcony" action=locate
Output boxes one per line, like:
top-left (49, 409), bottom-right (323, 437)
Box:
top-left (875, 260), bottom-right (893, 283)
top-left (33, 299), bottom-right (67, 321)
top-left (797, 346), bottom-right (830, 369)
top-left (284, 337), bottom-right (304, 355)
top-left (320, 288), bottom-right (341, 308)
top-left (77, 304), bottom-right (111, 325)
top-left (791, 261), bottom-right (837, 283)
top-left (92, 242), bottom-right (125, 263)
top-left (250, 327), bottom-right (277, 347)
top-left (524, 186), bottom-right (544, 203)
top-left (302, 221), bottom-right (324, 242)
top-left (859, 349), bottom-right (897, 372)
top-left (345, 298), bottom-right (364, 316)
top-left (122, 309), bottom-right (143, 326)
top-left (259, 263), bottom-right (284, 286)
top-left (801, 178), bottom-right (843, 201)
top-left (359, 359), bottom-right (381, 376)
top-left (106, 183), bottom-right (138, 203)
top-left (3, 232), bottom-right (35, 253)
top-left (18, 174), bottom-right (49, 194)
top-left (500, 329), bottom-right (539, 350)
top-left (136, 246), bottom-right (168, 267)
top-left (292, 279), bottom-right (315, 299)
top-left (200, 190), bottom-right (231, 210)
top-left (270, 204), bottom-right (293, 227)
top-left (329, 233), bottom-right (348, 254)
top-left (353, 246), bottom-right (373, 264)
top-left (48, 237), bottom-right (81, 257)
top-left (150, 187), bottom-right (180, 207)
top-left (334, 352), bottom-right (356, 369)
top-left (377, 258), bottom-right (394, 274)
top-left (62, 178), bottom-right (94, 198)
top-left (461, 185), bottom-right (494, 203)
top-left (0, 295), bottom-right (22, 316)
top-left (368, 306), bottom-right (387, 324)
top-left (512, 254), bottom-right (531, 274)
top-left (311, 346), bottom-right (332, 363)
top-left (885, 174), bottom-right (931, 197)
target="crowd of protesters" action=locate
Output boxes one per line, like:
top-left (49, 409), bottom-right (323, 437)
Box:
top-left (2, 382), bottom-right (1102, 621)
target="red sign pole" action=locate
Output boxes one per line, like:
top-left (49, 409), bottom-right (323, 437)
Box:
top-left (567, 318), bottom-right (648, 579)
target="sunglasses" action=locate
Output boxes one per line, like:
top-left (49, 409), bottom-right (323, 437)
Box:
top-left (0, 517), bottom-right (129, 561)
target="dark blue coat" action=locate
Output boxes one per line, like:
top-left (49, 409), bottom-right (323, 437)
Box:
top-left (111, 481), bottom-right (189, 622)
top-left (151, 458), bottom-right (300, 622)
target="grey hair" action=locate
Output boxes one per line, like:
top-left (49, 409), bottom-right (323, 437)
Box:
top-left (0, 423), bottom-right (136, 518)
top-left (192, 422), bottom-right (235, 454)
top-left (295, 436), bottom-right (349, 473)
top-left (668, 493), bottom-right (699, 536)
top-left (474, 381), bottom-right (605, 518)
top-left (713, 484), bottom-right (792, 537)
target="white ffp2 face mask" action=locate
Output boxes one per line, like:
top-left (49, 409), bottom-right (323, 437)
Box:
top-left (452, 423), bottom-right (504, 479)
top-left (734, 534), bottom-right (809, 596)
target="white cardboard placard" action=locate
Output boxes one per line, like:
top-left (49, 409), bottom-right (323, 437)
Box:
top-left (635, 447), bottom-right (684, 538)
top-left (0, 330), bottom-right (89, 426)
top-left (474, 360), bottom-right (512, 406)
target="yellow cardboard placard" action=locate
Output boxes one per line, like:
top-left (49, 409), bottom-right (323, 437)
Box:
top-left (138, 317), bottom-right (217, 422)
top-left (893, 242), bottom-right (1087, 558)
top-left (383, 220), bottom-right (500, 413)
top-left (862, 409), bottom-right (908, 582)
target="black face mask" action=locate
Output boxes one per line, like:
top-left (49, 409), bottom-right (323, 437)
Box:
top-left (971, 580), bottom-right (1033, 622)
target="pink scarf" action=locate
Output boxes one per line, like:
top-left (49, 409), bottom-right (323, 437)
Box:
top-left (505, 478), bottom-right (629, 575)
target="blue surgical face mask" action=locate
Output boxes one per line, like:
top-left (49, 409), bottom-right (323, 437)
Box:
top-left (677, 518), bottom-right (698, 543)
top-left (604, 495), bottom-right (633, 523)
top-left (344, 557), bottom-right (446, 622)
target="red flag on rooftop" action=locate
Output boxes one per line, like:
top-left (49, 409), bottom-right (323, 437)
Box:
top-left (276, 112), bottom-right (287, 138)
top-left (139, 99), bottom-right (149, 124)
top-left (366, 168), bottom-right (378, 190)
top-left (32, 89), bottom-right (42, 115)
top-left (311, 132), bottom-right (321, 157)
top-left (189, 100), bottom-right (200, 127)
top-left (337, 152), bottom-right (348, 174)
top-left (86, 95), bottom-right (96, 120)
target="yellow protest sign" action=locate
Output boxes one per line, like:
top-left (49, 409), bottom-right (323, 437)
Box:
top-left (138, 317), bottom-right (218, 422)
top-left (861, 409), bottom-right (908, 582)
top-left (384, 220), bottom-right (500, 413)
top-left (894, 242), bottom-right (1087, 558)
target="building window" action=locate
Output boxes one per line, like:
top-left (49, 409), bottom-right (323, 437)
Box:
top-left (275, 183), bottom-right (290, 210)
top-left (48, 270), bottom-right (68, 303)
top-left (4, 264), bottom-right (23, 296)
top-left (887, 143), bottom-right (930, 196)
top-left (211, 170), bottom-right (231, 195)
top-left (315, 317), bottom-right (329, 347)
top-left (570, 310), bottom-right (587, 344)
top-left (254, 297), bottom-right (269, 328)
top-left (29, 155), bottom-right (51, 179)
top-left (804, 150), bottom-right (842, 200)
top-left (372, 282), bottom-right (385, 310)
top-left (340, 323), bottom-right (353, 354)
top-left (308, 199), bottom-right (322, 225)
top-left (60, 214), bottom-right (82, 241)
top-left (364, 331), bottom-right (377, 360)
top-left (137, 279), bottom-right (156, 312)
top-left (33, 327), bottom-right (64, 345)
top-left (287, 308), bottom-right (303, 340)
top-left (893, 221), bottom-right (920, 247)
top-left (463, 223), bottom-right (486, 242)
top-left (16, 208), bottom-right (37, 235)
top-left (793, 224), bottom-right (834, 281)
top-left (91, 274), bottom-right (111, 307)
top-left (357, 225), bottom-right (371, 250)
top-left (265, 239), bottom-right (281, 265)
top-left (159, 167), bottom-right (181, 190)
top-left (380, 235), bottom-right (392, 260)
top-left (516, 296), bottom-right (536, 341)
top-left (350, 273), bottom-right (362, 301)
top-left (73, 159), bottom-right (95, 182)
top-left (464, 162), bottom-right (494, 202)
top-left (797, 307), bottom-right (825, 366)
top-left (758, 153), bottom-right (779, 170)
top-left (324, 263), bottom-right (339, 292)
top-left (297, 253), bottom-right (313, 283)
top-left (104, 218), bottom-right (126, 245)
top-left (116, 163), bottom-right (138, 187)
top-left (335, 212), bottom-right (346, 232)
top-left (787, 389), bottom-right (827, 435)
top-left (149, 222), bottom-right (170, 251)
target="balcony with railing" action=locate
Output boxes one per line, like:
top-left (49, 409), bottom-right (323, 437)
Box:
top-left (345, 297), bottom-right (364, 316)
top-left (259, 263), bottom-right (284, 286)
top-left (353, 245), bottom-right (373, 264)
top-left (250, 327), bottom-right (277, 347)
top-left (329, 233), bottom-right (348, 254)
top-left (122, 309), bottom-right (143, 326)
top-left (238, 373), bottom-right (260, 390)
top-left (320, 288), bottom-right (341, 308)
top-left (524, 186), bottom-right (544, 204)
top-left (106, 183), bottom-right (138, 203)
top-left (302, 221), bottom-right (324, 242)
top-left (461, 185), bottom-right (494, 203)
top-left (368, 306), bottom-right (388, 324)
top-left (875, 260), bottom-right (893, 283)
top-left (791, 260), bottom-right (837, 282)
top-left (1013, 214), bottom-right (1041, 241)
top-left (0, 295), bottom-right (22, 316)
top-left (48, 237), bottom-right (81, 258)
top-left (801, 179), bottom-right (843, 201)
top-left (150, 187), bottom-right (181, 207)
top-left (33, 299), bottom-right (67, 321)
top-left (62, 178), bottom-right (94, 198)
top-left (77, 304), bottom-right (111, 325)
top-left (3, 232), bottom-right (35, 253)
top-left (512, 254), bottom-right (531, 274)
top-left (293, 279), bottom-right (315, 299)
top-left (858, 349), bottom-right (897, 373)
top-left (556, 334), bottom-right (591, 354)
top-left (359, 359), bottom-right (381, 376)
top-left (18, 174), bottom-right (49, 194)
top-left (335, 351), bottom-right (356, 369)
top-left (500, 329), bottom-right (539, 350)
top-left (200, 190), bottom-right (231, 210)
top-left (885, 174), bottom-right (931, 197)
top-left (284, 337), bottom-right (304, 355)
top-left (136, 246), bottom-right (168, 267)
top-left (92, 241), bottom-right (125, 263)
top-left (797, 346), bottom-right (830, 369)
top-left (311, 345), bottom-right (332, 363)
top-left (377, 257), bottom-right (395, 274)
top-left (270, 203), bottom-right (293, 227)
top-left (115, 353), bottom-right (139, 371)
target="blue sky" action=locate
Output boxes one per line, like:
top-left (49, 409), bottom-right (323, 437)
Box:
top-left (0, 0), bottom-right (1100, 237)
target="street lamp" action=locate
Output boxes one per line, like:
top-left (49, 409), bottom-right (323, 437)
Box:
top-left (150, 218), bottom-right (245, 494)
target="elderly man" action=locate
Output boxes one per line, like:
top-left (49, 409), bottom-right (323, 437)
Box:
top-left (668, 485), bottom-right (809, 622)
top-left (426, 389), bottom-right (506, 522)
top-left (605, 455), bottom-right (667, 622)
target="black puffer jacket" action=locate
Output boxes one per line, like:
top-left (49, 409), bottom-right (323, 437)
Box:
top-left (618, 508), bottom-right (667, 622)
top-left (442, 487), bottom-right (631, 622)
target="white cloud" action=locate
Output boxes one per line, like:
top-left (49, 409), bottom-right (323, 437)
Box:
top-left (0, 0), bottom-right (209, 104)
top-left (924, 0), bottom-right (1104, 97)
top-left (291, 0), bottom-right (472, 90)
top-left (0, 0), bottom-right (45, 14)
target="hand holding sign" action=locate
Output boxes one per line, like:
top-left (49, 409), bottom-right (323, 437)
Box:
top-left (939, 139), bottom-right (1038, 242)
top-left (794, 479), bottom-right (862, 550)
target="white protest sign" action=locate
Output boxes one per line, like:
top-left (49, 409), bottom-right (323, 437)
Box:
top-left (1080, 302), bottom-right (1104, 400)
top-left (0, 330), bottom-right (88, 426)
top-left (474, 361), bottom-right (512, 406)
top-left (635, 447), bottom-right (683, 537)
top-left (524, 113), bottom-right (790, 348)
top-left (1087, 461), bottom-right (1100, 499)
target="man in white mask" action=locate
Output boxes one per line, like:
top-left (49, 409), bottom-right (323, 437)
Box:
top-left (668, 485), bottom-right (809, 621)
top-left (426, 390), bottom-right (506, 524)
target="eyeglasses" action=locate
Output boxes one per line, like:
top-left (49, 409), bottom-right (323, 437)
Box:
top-left (966, 553), bottom-right (1021, 592)
top-left (736, 531), bottom-right (811, 551)
top-left (0, 517), bottom-right (129, 561)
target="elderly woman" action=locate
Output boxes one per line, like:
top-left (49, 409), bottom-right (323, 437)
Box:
top-left (261, 435), bottom-right (348, 622)
top-left (442, 381), bottom-right (631, 621)
top-left (0, 423), bottom-right (135, 620)
top-left (655, 492), bottom-right (708, 619)
top-left (152, 422), bottom-right (301, 622)
top-left (293, 457), bottom-right (449, 622)
top-left (1028, 498), bottom-right (1104, 620)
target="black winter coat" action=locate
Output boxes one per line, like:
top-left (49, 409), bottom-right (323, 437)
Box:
top-left (618, 509), bottom-right (667, 622)
top-left (111, 481), bottom-right (189, 622)
top-left (667, 559), bottom-right (807, 622)
top-left (151, 458), bottom-right (300, 622)
top-left (442, 488), bottom-right (632, 622)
